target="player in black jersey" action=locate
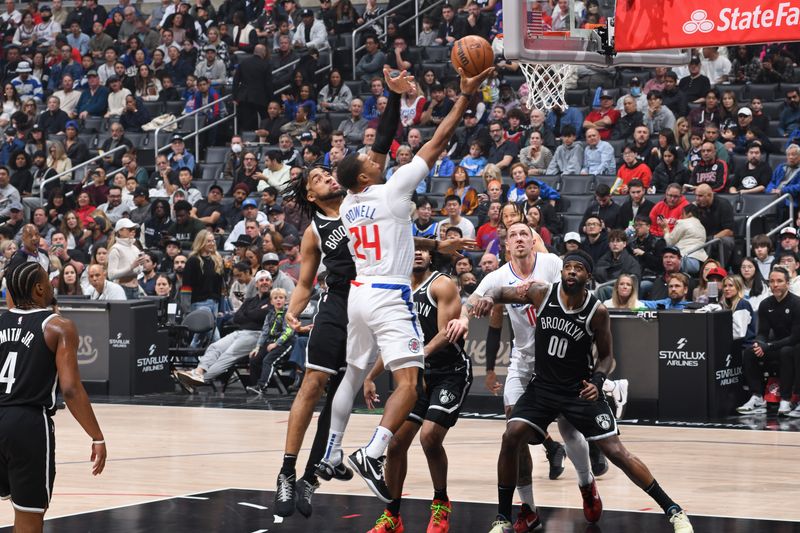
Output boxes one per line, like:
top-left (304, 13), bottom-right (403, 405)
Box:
top-left (0, 263), bottom-right (106, 532)
top-left (472, 251), bottom-right (694, 533)
top-left (273, 67), bottom-right (477, 519)
top-left (361, 248), bottom-right (471, 533)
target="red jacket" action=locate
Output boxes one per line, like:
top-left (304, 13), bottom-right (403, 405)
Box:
top-left (649, 196), bottom-right (689, 237)
top-left (617, 162), bottom-right (652, 190)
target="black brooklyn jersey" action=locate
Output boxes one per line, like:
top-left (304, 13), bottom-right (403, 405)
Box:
top-left (533, 283), bottom-right (601, 389)
top-left (312, 212), bottom-right (356, 290)
top-left (0, 309), bottom-right (58, 412)
top-left (413, 272), bottom-right (467, 371)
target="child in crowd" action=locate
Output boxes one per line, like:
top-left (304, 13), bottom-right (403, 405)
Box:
top-left (460, 141), bottom-right (488, 177)
top-left (247, 288), bottom-right (296, 395)
top-left (417, 16), bottom-right (437, 47)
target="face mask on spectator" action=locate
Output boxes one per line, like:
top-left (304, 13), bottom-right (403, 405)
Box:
top-left (630, 87), bottom-right (642, 97)
top-left (231, 143), bottom-right (242, 153)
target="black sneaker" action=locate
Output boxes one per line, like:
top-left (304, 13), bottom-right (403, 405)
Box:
top-left (246, 384), bottom-right (265, 395)
top-left (274, 473), bottom-right (296, 517)
top-left (589, 442), bottom-right (608, 477)
top-left (315, 458), bottom-right (354, 481)
top-left (546, 442), bottom-right (566, 480)
top-left (295, 478), bottom-right (319, 518)
top-left (347, 447), bottom-right (392, 503)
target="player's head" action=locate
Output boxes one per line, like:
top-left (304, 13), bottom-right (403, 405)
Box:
top-left (412, 248), bottom-right (432, 273)
top-left (336, 153), bottom-right (383, 192)
top-left (506, 221), bottom-right (535, 259)
top-left (561, 250), bottom-right (594, 294)
top-left (5, 262), bottom-right (53, 309)
top-left (289, 165), bottom-right (345, 216)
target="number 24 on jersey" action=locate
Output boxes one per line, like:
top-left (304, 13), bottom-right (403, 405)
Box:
top-left (349, 224), bottom-right (382, 260)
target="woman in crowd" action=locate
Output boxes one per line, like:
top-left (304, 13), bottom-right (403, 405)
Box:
top-left (12, 12), bottom-right (36, 51)
top-left (0, 83), bottom-right (20, 128)
top-left (56, 264), bottom-right (83, 296)
top-left (284, 83), bottom-right (317, 122)
top-left (660, 203), bottom-right (707, 274)
top-left (205, 27), bottom-right (230, 68)
top-left (0, 240), bottom-right (17, 276)
top-left (739, 256), bottom-right (769, 310)
top-left (719, 274), bottom-right (756, 348)
top-left (673, 117), bottom-right (691, 153)
top-left (419, 69), bottom-right (438, 100)
top-left (46, 187), bottom-right (71, 226)
top-left (60, 210), bottom-right (91, 253)
top-left (47, 140), bottom-right (73, 180)
top-left (107, 219), bottom-right (145, 300)
top-left (25, 125), bottom-right (47, 158)
top-left (693, 257), bottom-right (724, 302)
top-left (526, 205), bottom-right (552, 246)
top-left (386, 145), bottom-right (413, 180)
top-left (442, 166), bottom-right (478, 215)
top-left (244, 246), bottom-right (261, 272)
top-left (518, 131), bottom-right (552, 176)
top-left (719, 89), bottom-right (740, 127)
top-left (400, 81), bottom-right (425, 128)
top-left (74, 191), bottom-right (97, 227)
top-left (9, 150), bottom-right (32, 195)
top-left (64, 121), bottom-right (90, 165)
top-left (134, 64), bottom-right (162, 102)
top-left (150, 49), bottom-right (166, 76)
top-left (507, 162), bottom-right (530, 203)
top-left (20, 99), bottom-right (38, 127)
top-left (651, 146), bottom-right (689, 193)
top-left (317, 69), bottom-right (353, 113)
top-left (183, 229), bottom-right (225, 343)
top-left (31, 52), bottom-right (51, 90)
top-left (154, 274), bottom-right (176, 301)
top-left (603, 273), bottom-right (642, 310)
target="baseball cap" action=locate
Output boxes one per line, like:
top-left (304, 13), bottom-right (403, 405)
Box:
top-left (86, 69), bottom-right (98, 77)
top-left (564, 232), bottom-right (581, 244)
top-left (464, 109), bottom-right (476, 118)
top-left (282, 235), bottom-right (300, 248)
top-left (268, 205), bottom-right (284, 214)
top-left (599, 90), bottom-right (614, 99)
top-left (16, 61), bottom-right (31, 73)
top-left (299, 132), bottom-right (314, 141)
top-left (208, 184), bottom-right (224, 195)
top-left (262, 252), bottom-right (280, 264)
top-left (780, 227), bottom-right (798, 238)
top-left (738, 107), bottom-right (752, 117)
top-left (242, 198), bottom-right (258, 208)
top-left (300, 8), bottom-right (314, 16)
top-left (40, 5), bottom-right (52, 12)
top-left (107, 75), bottom-right (120, 83)
top-left (689, 55), bottom-right (701, 65)
top-left (254, 269), bottom-right (272, 282)
top-left (706, 267), bottom-right (728, 279)
top-left (4, 127), bottom-right (15, 136)
top-left (524, 177), bottom-right (541, 187)
top-left (170, 133), bottom-right (184, 143)
top-left (133, 186), bottom-right (149, 198)
top-left (8, 201), bottom-right (22, 212)
top-left (662, 245), bottom-right (682, 257)
top-left (629, 76), bottom-right (641, 86)
top-left (232, 235), bottom-right (252, 248)
top-left (114, 218), bottom-right (138, 232)
top-left (203, 45), bottom-right (217, 53)
top-left (65, 120), bottom-right (79, 130)
top-left (164, 237), bottom-right (180, 247)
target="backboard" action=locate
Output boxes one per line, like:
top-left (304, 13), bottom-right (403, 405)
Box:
top-left (501, 0), bottom-right (691, 67)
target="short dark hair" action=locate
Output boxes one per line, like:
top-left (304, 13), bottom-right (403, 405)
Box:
top-left (444, 194), bottom-right (461, 205)
top-left (336, 153), bottom-right (363, 190)
top-left (233, 261), bottom-right (252, 273)
top-left (173, 200), bottom-right (192, 213)
top-left (445, 226), bottom-right (463, 237)
top-left (265, 149), bottom-right (282, 162)
top-left (665, 70), bottom-right (678, 81)
top-left (751, 234), bottom-right (772, 251)
top-left (263, 185), bottom-right (279, 197)
top-left (628, 178), bottom-right (644, 189)
top-left (771, 265), bottom-right (790, 282)
top-left (633, 214), bottom-right (650, 225)
top-left (595, 183), bottom-right (611, 197)
top-left (561, 125), bottom-right (577, 137)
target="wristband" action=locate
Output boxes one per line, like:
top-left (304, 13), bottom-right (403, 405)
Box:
top-left (590, 371), bottom-right (606, 392)
top-left (92, 440), bottom-right (105, 445)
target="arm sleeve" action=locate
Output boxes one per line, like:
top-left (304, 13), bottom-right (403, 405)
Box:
top-left (485, 325), bottom-right (500, 371)
top-left (373, 90), bottom-right (401, 155)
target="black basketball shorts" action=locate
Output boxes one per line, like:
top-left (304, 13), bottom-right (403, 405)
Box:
top-left (508, 380), bottom-right (619, 442)
top-left (408, 364), bottom-right (473, 429)
top-left (305, 289), bottom-right (348, 375)
top-left (0, 406), bottom-right (56, 513)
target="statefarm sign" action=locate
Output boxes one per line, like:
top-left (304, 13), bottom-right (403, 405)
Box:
top-left (615, 0), bottom-right (800, 52)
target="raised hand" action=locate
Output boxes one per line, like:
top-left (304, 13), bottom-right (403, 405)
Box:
top-left (458, 66), bottom-right (495, 97)
top-left (383, 66), bottom-right (415, 94)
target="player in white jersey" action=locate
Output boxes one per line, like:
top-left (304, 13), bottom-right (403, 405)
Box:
top-left (448, 222), bottom-right (606, 529)
top-left (320, 64), bottom-right (494, 501)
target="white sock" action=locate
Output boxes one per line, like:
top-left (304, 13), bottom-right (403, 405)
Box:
top-left (364, 425), bottom-right (393, 459)
top-left (323, 431), bottom-right (344, 465)
top-left (516, 484), bottom-right (534, 509)
top-left (558, 418), bottom-right (594, 486)
top-left (602, 380), bottom-right (616, 394)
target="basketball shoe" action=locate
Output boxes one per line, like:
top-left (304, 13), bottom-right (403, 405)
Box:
top-left (579, 480), bottom-right (602, 523)
top-left (778, 400), bottom-right (793, 416)
top-left (316, 455), bottom-right (354, 481)
top-left (611, 379), bottom-right (629, 418)
top-left (669, 510), bottom-right (694, 532)
top-left (513, 504), bottom-right (541, 532)
top-left (274, 473), bottom-right (296, 517)
top-left (348, 447), bottom-right (392, 503)
top-left (427, 499), bottom-right (452, 533)
top-left (368, 510), bottom-right (404, 533)
top-left (488, 516), bottom-right (513, 533)
top-left (294, 477), bottom-right (319, 518)
top-left (736, 395), bottom-right (766, 415)
top-left (546, 442), bottom-right (566, 480)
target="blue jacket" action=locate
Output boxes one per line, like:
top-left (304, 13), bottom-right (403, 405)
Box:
top-left (779, 104), bottom-right (800, 136)
top-left (0, 138), bottom-right (25, 166)
top-left (76, 86), bottom-right (109, 117)
top-left (48, 62), bottom-right (84, 91)
top-left (507, 179), bottom-right (561, 203)
top-left (545, 107), bottom-right (584, 138)
top-left (765, 163), bottom-right (800, 206)
top-left (640, 298), bottom-right (689, 310)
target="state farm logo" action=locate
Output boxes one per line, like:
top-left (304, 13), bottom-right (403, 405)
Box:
top-left (683, 4), bottom-right (800, 34)
top-left (683, 10), bottom-right (714, 34)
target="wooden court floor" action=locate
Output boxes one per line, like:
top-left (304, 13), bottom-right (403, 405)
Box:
top-left (2, 404), bottom-right (798, 527)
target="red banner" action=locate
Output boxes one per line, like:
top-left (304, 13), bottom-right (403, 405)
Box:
top-left (615, 0), bottom-right (800, 52)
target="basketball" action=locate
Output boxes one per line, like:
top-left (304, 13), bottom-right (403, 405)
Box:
top-left (451, 35), bottom-right (494, 77)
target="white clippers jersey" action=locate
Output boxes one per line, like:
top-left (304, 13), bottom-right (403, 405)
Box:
top-left (340, 156), bottom-right (430, 280)
top-left (473, 253), bottom-right (563, 372)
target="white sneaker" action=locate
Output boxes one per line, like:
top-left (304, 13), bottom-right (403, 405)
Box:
top-left (670, 511), bottom-right (693, 533)
top-left (488, 517), bottom-right (513, 533)
top-left (778, 400), bottom-right (793, 416)
top-left (613, 379), bottom-right (629, 418)
top-left (736, 395), bottom-right (766, 415)
top-left (788, 404), bottom-right (800, 418)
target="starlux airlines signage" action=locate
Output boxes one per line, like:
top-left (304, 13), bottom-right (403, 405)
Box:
top-left (615, 1), bottom-right (800, 52)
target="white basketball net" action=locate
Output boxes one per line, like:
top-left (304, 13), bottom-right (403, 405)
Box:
top-left (519, 62), bottom-right (577, 112)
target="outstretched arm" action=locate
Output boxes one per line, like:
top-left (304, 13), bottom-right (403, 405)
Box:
top-left (471, 282), bottom-right (550, 317)
top-left (286, 225), bottom-right (322, 329)
top-left (368, 67), bottom-right (414, 169)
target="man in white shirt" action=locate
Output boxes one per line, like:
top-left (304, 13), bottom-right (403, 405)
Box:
top-left (97, 47), bottom-right (117, 84)
top-left (260, 149), bottom-right (291, 191)
top-left (0, 0), bottom-right (21, 28)
top-left (97, 185), bottom-right (134, 224)
top-left (87, 263), bottom-right (128, 300)
top-left (444, 194), bottom-right (476, 239)
top-left (52, 74), bottom-right (81, 118)
top-left (34, 5), bottom-right (61, 45)
top-left (292, 9), bottom-right (327, 50)
top-left (224, 199), bottom-right (269, 250)
top-left (701, 47), bottom-right (731, 86)
top-left (105, 76), bottom-right (131, 117)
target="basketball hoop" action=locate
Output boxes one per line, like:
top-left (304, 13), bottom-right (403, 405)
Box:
top-left (519, 61), bottom-right (577, 112)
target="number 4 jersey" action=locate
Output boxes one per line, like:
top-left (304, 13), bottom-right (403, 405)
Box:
top-left (0, 309), bottom-right (58, 413)
top-left (340, 156), bottom-right (430, 280)
top-left (473, 253), bottom-right (563, 374)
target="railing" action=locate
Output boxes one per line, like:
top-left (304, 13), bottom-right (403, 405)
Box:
top-left (38, 144), bottom-right (129, 204)
top-left (684, 237), bottom-right (727, 268)
top-left (745, 193), bottom-right (794, 257)
top-left (153, 93), bottom-right (237, 163)
top-left (350, 0), bottom-right (445, 80)
top-left (273, 47), bottom-right (334, 95)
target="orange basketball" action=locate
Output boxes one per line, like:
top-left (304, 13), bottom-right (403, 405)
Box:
top-left (451, 35), bottom-right (494, 77)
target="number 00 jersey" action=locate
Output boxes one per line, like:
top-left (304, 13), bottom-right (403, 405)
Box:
top-left (413, 272), bottom-right (468, 372)
top-left (310, 211), bottom-right (356, 291)
top-left (0, 309), bottom-right (58, 413)
top-left (473, 253), bottom-right (563, 373)
top-left (340, 156), bottom-right (429, 280)
top-left (533, 282), bottom-right (601, 390)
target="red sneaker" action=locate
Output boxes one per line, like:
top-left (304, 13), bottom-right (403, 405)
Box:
top-left (426, 499), bottom-right (452, 533)
top-left (580, 479), bottom-right (603, 523)
top-left (367, 510), bottom-right (404, 533)
top-left (513, 503), bottom-right (541, 532)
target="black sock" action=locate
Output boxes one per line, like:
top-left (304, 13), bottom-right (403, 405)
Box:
top-left (281, 454), bottom-right (297, 477)
top-left (434, 488), bottom-right (448, 502)
top-left (498, 485), bottom-right (515, 521)
top-left (387, 497), bottom-right (402, 516)
top-left (542, 436), bottom-right (559, 455)
top-left (301, 463), bottom-right (319, 485)
top-left (645, 480), bottom-right (681, 516)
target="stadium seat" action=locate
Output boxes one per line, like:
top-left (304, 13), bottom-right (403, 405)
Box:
top-left (344, 80), bottom-right (362, 96)
top-left (164, 101), bottom-right (185, 116)
top-left (538, 175), bottom-right (559, 188)
top-left (143, 101), bottom-right (164, 117)
top-left (429, 178), bottom-right (452, 194)
top-left (328, 112), bottom-right (349, 128)
top-left (769, 153), bottom-right (787, 168)
top-left (205, 147), bottom-right (229, 164)
top-left (560, 213), bottom-right (584, 234)
top-left (194, 180), bottom-right (217, 195)
top-left (565, 89), bottom-right (588, 107)
top-left (201, 165), bottom-right (222, 181)
top-left (761, 101), bottom-right (783, 120)
top-left (769, 138), bottom-right (787, 154)
top-left (423, 47), bottom-right (450, 62)
top-left (126, 132), bottom-right (145, 148)
top-left (82, 116), bottom-right (103, 133)
top-left (748, 84), bottom-right (780, 102)
top-left (558, 175), bottom-right (593, 194)
top-left (561, 194), bottom-right (593, 213)
top-left (741, 193), bottom-right (780, 216)
top-left (594, 175), bottom-right (617, 189)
